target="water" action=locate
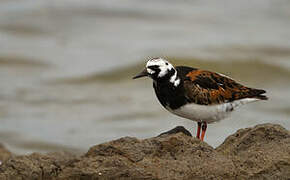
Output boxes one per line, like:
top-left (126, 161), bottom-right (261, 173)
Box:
top-left (0, 0), bottom-right (289, 154)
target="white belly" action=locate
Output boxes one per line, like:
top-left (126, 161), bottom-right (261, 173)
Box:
top-left (166, 98), bottom-right (259, 124)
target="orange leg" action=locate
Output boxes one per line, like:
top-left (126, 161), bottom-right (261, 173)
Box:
top-left (196, 122), bottom-right (202, 139)
top-left (201, 122), bottom-right (207, 141)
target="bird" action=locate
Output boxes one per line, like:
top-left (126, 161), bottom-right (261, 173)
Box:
top-left (133, 57), bottom-right (268, 141)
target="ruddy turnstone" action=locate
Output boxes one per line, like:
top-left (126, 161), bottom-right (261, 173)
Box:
top-left (133, 57), bottom-right (268, 141)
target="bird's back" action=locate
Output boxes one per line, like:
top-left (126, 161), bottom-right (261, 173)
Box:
top-left (175, 66), bottom-right (268, 105)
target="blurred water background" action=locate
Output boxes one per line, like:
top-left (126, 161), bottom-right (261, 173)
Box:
top-left (0, 0), bottom-right (289, 154)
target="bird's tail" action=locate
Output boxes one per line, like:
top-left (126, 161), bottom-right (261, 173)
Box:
top-left (252, 89), bottom-right (268, 100)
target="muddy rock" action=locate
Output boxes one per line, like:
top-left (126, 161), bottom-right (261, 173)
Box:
top-left (0, 152), bottom-right (77, 180)
top-left (59, 133), bottom-right (236, 179)
top-left (217, 123), bottom-right (290, 179)
top-left (0, 123), bottom-right (289, 180)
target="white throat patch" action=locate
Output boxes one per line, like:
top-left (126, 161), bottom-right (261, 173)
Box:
top-left (170, 71), bottom-right (180, 87)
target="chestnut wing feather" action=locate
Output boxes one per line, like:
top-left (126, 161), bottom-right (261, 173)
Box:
top-left (181, 69), bottom-right (267, 105)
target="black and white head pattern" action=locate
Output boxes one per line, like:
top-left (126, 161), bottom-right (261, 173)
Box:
top-left (146, 58), bottom-right (180, 86)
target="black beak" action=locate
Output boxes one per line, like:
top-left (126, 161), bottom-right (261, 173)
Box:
top-left (133, 68), bottom-right (148, 79)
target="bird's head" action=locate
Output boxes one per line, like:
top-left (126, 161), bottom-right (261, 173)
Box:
top-left (133, 57), bottom-right (180, 86)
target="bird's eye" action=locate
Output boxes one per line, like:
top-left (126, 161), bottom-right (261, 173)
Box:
top-left (148, 65), bottom-right (159, 70)
top-left (165, 62), bottom-right (168, 65)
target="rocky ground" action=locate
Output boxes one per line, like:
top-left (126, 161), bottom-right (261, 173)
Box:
top-left (0, 123), bottom-right (289, 180)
